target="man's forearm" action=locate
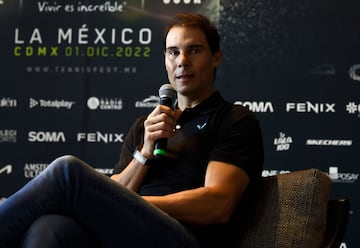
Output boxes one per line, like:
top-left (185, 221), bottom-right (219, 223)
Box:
top-left (110, 159), bottom-right (149, 192)
top-left (143, 186), bottom-right (236, 225)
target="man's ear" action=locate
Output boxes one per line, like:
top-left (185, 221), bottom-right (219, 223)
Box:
top-left (213, 49), bottom-right (223, 67)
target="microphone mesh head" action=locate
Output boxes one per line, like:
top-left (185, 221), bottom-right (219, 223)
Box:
top-left (159, 84), bottom-right (176, 100)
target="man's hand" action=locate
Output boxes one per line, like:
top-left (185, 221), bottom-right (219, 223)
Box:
top-left (142, 105), bottom-right (181, 159)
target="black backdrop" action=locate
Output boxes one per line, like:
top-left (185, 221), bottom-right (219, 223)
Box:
top-left (0, 1), bottom-right (359, 247)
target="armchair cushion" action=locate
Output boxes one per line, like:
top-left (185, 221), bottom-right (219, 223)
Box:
top-left (236, 168), bottom-right (331, 248)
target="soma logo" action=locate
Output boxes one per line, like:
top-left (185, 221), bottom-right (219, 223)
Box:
top-left (234, 101), bottom-right (274, 113)
top-left (28, 131), bottom-right (66, 142)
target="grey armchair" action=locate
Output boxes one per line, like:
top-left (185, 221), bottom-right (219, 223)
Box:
top-left (234, 168), bottom-right (349, 248)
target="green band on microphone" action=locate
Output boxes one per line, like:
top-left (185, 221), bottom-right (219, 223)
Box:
top-left (153, 149), bottom-right (167, 156)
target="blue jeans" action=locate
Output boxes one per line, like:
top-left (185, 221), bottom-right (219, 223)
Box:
top-left (0, 155), bottom-right (200, 248)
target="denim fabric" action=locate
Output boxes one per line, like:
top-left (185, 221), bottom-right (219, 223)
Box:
top-left (0, 155), bottom-right (200, 248)
top-left (18, 214), bottom-right (96, 248)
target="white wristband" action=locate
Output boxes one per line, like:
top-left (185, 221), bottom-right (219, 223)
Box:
top-left (133, 149), bottom-right (149, 166)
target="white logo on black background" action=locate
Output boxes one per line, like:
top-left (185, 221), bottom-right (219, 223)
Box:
top-left (306, 139), bottom-right (352, 147)
top-left (286, 102), bottom-right (335, 113)
top-left (346, 102), bottom-right (360, 116)
top-left (29, 98), bottom-right (75, 109)
top-left (274, 132), bottom-right (292, 151)
top-left (0, 129), bottom-right (17, 143)
top-left (349, 64), bottom-right (360, 82)
top-left (0, 97), bottom-right (17, 108)
top-left (28, 131), bottom-right (66, 142)
top-left (0, 165), bottom-right (12, 175)
top-left (328, 167), bottom-right (359, 183)
top-left (234, 101), bottom-right (274, 113)
top-left (77, 132), bottom-right (124, 143)
top-left (24, 163), bottom-right (48, 178)
top-left (262, 170), bottom-right (290, 177)
top-left (135, 95), bottom-right (159, 108)
top-left (87, 97), bottom-right (123, 110)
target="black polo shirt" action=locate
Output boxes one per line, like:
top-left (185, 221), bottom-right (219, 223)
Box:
top-left (113, 91), bottom-right (264, 196)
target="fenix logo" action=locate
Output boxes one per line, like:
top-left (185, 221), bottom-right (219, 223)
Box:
top-left (28, 131), bottom-right (66, 142)
top-left (286, 102), bottom-right (335, 113)
top-left (77, 132), bottom-right (124, 143)
top-left (0, 165), bottom-right (12, 175)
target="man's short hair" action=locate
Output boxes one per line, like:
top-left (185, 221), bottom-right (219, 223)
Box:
top-left (163, 12), bottom-right (221, 54)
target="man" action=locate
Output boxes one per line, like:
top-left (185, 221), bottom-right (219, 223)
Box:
top-left (0, 13), bottom-right (263, 247)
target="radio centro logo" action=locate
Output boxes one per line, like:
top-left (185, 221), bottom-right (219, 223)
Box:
top-left (87, 97), bottom-right (123, 110)
top-left (328, 167), bottom-right (359, 183)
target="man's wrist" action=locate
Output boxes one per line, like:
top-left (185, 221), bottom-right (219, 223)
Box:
top-left (133, 149), bottom-right (151, 166)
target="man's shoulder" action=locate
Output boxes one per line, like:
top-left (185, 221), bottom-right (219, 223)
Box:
top-left (215, 100), bottom-right (254, 120)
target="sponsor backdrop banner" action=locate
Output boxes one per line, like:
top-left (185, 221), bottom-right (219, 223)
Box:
top-left (0, 0), bottom-right (359, 246)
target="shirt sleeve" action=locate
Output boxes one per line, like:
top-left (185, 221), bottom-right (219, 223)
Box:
top-left (112, 116), bottom-right (146, 174)
top-left (209, 105), bottom-right (264, 179)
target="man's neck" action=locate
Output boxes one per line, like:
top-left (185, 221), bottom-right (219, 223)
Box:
top-left (177, 90), bottom-right (214, 110)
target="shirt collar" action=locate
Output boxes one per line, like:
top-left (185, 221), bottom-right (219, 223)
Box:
top-left (179, 91), bottom-right (224, 115)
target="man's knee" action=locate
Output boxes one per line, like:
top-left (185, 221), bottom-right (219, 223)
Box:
top-left (19, 214), bottom-right (95, 248)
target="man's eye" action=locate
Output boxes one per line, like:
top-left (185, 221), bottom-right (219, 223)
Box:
top-left (190, 49), bottom-right (199, 54)
top-left (168, 50), bottom-right (179, 56)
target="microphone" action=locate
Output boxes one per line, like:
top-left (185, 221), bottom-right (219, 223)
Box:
top-left (153, 83), bottom-right (177, 159)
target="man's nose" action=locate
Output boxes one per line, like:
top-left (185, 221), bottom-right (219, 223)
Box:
top-left (177, 52), bottom-right (189, 67)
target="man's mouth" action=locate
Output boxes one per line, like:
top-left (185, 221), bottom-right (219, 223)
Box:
top-left (176, 73), bottom-right (195, 79)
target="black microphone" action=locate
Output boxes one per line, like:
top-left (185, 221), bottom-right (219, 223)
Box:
top-left (153, 83), bottom-right (177, 159)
